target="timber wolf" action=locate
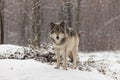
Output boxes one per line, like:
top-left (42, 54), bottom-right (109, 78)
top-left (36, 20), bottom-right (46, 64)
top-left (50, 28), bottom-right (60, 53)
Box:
top-left (49, 21), bottom-right (79, 70)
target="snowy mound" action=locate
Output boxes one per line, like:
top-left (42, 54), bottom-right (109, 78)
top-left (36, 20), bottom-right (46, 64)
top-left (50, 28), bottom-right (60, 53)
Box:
top-left (0, 44), bottom-right (55, 60)
top-left (79, 52), bottom-right (120, 80)
top-left (0, 44), bottom-right (26, 59)
top-left (0, 44), bottom-right (25, 54)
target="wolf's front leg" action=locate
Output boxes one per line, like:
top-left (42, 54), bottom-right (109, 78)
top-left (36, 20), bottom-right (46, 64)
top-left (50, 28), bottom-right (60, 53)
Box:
top-left (55, 49), bottom-right (60, 69)
top-left (63, 51), bottom-right (68, 70)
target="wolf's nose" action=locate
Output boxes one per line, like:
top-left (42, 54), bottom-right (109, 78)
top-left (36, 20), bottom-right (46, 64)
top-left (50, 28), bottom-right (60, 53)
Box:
top-left (56, 36), bottom-right (59, 39)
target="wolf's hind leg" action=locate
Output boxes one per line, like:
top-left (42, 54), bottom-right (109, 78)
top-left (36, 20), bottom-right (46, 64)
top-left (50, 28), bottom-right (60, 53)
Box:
top-left (68, 51), bottom-right (73, 62)
top-left (72, 50), bottom-right (77, 69)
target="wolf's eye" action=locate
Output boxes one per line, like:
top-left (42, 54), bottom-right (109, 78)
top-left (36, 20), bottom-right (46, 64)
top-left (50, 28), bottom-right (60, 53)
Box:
top-left (51, 31), bottom-right (55, 34)
top-left (60, 30), bottom-right (64, 33)
top-left (51, 30), bottom-right (56, 34)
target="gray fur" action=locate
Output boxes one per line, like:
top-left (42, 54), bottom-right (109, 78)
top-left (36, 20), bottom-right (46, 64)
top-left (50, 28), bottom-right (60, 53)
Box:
top-left (49, 21), bottom-right (79, 70)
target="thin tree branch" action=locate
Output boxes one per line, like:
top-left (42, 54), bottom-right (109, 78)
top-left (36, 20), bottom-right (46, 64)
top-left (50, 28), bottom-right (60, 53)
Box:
top-left (95, 14), bottom-right (120, 36)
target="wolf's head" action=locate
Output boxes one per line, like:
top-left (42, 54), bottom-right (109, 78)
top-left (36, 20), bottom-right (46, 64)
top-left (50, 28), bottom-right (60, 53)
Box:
top-left (49, 21), bottom-right (67, 45)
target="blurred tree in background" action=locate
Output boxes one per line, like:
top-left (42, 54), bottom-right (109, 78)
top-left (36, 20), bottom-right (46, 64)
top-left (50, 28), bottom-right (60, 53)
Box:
top-left (0, 0), bottom-right (120, 52)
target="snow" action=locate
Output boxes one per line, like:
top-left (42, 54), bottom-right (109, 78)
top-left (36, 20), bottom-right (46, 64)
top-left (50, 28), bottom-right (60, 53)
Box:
top-left (0, 44), bottom-right (25, 54)
top-left (0, 59), bottom-right (111, 80)
top-left (79, 51), bottom-right (120, 62)
top-left (79, 52), bottom-right (120, 80)
top-left (0, 44), bottom-right (120, 80)
top-left (0, 44), bottom-right (55, 59)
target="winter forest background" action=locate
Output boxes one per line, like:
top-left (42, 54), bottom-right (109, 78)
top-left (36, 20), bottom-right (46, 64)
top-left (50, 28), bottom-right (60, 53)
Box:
top-left (0, 0), bottom-right (120, 52)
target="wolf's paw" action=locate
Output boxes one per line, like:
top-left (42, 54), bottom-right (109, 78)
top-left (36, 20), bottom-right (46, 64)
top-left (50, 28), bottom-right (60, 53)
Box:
top-left (54, 66), bottom-right (60, 69)
top-left (63, 68), bottom-right (68, 70)
top-left (73, 67), bottom-right (77, 69)
top-left (71, 65), bottom-right (77, 69)
top-left (71, 64), bottom-right (77, 69)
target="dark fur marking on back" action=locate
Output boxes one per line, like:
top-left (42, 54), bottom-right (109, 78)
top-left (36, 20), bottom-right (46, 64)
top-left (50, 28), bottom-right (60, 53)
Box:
top-left (66, 27), bottom-right (76, 37)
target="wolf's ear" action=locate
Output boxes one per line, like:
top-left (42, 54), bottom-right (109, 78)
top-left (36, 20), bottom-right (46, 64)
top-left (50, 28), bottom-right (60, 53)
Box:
top-left (60, 21), bottom-right (65, 28)
top-left (50, 22), bottom-right (55, 29)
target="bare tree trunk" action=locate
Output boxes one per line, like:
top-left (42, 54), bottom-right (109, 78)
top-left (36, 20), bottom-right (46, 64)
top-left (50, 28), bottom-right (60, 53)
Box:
top-left (76, 0), bottom-right (81, 51)
top-left (20, 0), bottom-right (33, 46)
top-left (32, 0), bottom-right (42, 47)
top-left (20, 0), bottom-right (26, 46)
top-left (76, 0), bottom-right (81, 30)
top-left (0, 0), bottom-right (1, 43)
top-left (59, 0), bottom-right (72, 27)
top-left (0, 0), bottom-right (4, 44)
top-left (66, 0), bottom-right (72, 27)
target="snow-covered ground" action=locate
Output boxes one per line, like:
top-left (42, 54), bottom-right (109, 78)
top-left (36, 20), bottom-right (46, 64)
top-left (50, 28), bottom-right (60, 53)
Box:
top-left (0, 59), bottom-right (111, 80)
top-left (0, 44), bottom-right (120, 80)
top-left (79, 52), bottom-right (120, 80)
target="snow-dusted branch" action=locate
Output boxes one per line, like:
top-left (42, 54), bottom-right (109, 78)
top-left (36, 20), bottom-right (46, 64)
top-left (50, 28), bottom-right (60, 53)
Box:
top-left (3, 9), bottom-right (17, 18)
top-left (95, 14), bottom-right (120, 36)
top-left (43, 6), bottom-right (60, 10)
